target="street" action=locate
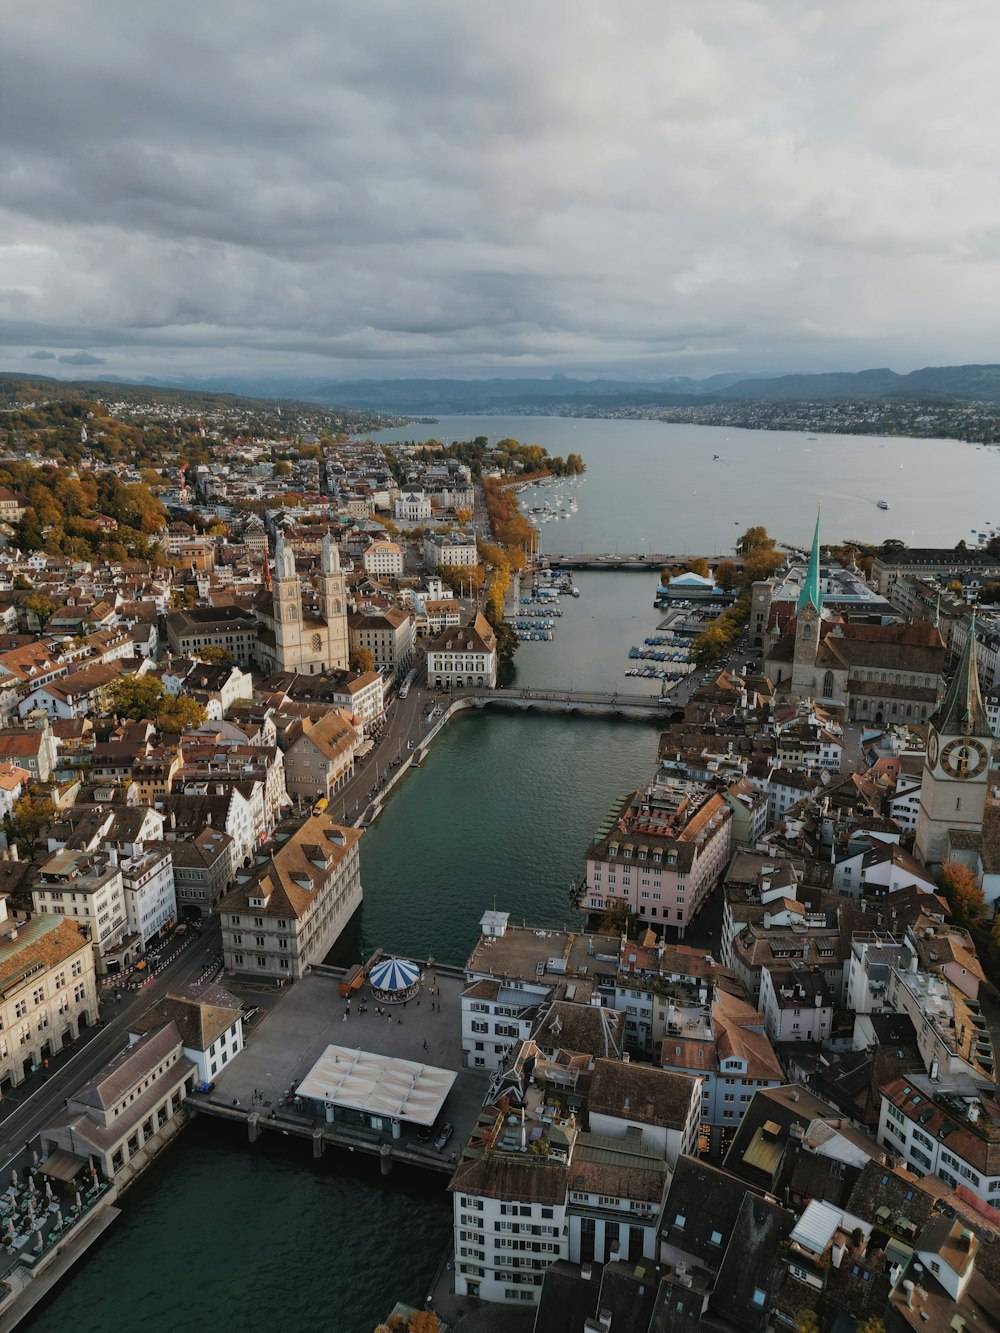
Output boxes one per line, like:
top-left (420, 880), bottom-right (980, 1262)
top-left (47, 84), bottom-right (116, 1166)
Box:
top-left (0, 920), bottom-right (225, 1170)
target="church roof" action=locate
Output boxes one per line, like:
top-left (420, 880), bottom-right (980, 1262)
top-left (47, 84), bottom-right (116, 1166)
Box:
top-left (933, 614), bottom-right (990, 737)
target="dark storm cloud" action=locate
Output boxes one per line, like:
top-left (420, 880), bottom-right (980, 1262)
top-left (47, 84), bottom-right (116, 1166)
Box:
top-left (2, 1), bottom-right (999, 381)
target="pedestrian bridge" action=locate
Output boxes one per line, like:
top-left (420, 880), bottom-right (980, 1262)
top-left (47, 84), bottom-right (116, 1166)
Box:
top-left (453, 687), bottom-right (676, 719)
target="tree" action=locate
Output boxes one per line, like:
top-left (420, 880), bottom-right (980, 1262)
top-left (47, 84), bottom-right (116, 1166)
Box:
top-left (714, 559), bottom-right (739, 592)
top-left (599, 900), bottom-right (636, 936)
top-left (350, 647), bottom-right (375, 674)
top-left (197, 646), bottom-right (234, 667)
top-left (23, 592), bottom-right (59, 629)
top-left (408, 1315), bottom-right (441, 1333)
top-left (684, 557), bottom-right (710, 578)
top-left (939, 859), bottom-right (986, 927)
top-left (736, 525), bottom-right (776, 554)
top-left (109, 675), bottom-right (166, 721)
top-left (5, 795), bottom-right (56, 856)
top-left (856, 1319), bottom-right (885, 1333)
top-left (454, 508), bottom-right (472, 526)
top-left (274, 460), bottom-right (292, 477)
top-left (157, 694), bottom-right (207, 734)
top-left (796, 1312), bottom-right (820, 1333)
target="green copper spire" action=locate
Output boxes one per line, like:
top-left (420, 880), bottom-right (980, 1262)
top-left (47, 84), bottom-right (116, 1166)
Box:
top-left (796, 507), bottom-right (823, 616)
top-left (934, 609), bottom-right (989, 737)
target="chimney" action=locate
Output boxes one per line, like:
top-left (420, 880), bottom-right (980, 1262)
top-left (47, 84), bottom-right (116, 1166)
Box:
top-left (581, 1263), bottom-right (592, 1280)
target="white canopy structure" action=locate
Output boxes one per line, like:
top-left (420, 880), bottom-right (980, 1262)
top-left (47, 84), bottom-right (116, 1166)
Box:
top-left (296, 1045), bottom-right (455, 1126)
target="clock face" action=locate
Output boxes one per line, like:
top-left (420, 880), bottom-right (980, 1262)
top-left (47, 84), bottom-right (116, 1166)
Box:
top-left (927, 731), bottom-right (940, 769)
top-left (940, 737), bottom-right (989, 780)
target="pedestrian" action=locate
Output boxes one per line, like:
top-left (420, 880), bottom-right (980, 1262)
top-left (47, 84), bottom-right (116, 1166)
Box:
top-left (423, 1040), bottom-right (428, 1051)
top-left (342, 1012), bottom-right (348, 1022)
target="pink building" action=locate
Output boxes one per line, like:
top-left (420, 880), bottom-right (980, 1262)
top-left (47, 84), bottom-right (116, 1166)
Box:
top-left (585, 779), bottom-right (733, 934)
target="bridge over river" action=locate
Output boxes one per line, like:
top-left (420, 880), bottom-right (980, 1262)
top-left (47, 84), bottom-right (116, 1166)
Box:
top-left (541, 553), bottom-right (744, 571)
top-left (453, 687), bottom-right (678, 720)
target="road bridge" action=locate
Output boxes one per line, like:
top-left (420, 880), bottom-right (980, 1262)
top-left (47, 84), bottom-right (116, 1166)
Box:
top-left (541, 553), bottom-right (744, 571)
top-left (454, 687), bottom-right (677, 719)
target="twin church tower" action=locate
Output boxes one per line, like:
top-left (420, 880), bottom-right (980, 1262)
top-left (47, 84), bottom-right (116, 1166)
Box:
top-left (255, 531), bottom-right (349, 677)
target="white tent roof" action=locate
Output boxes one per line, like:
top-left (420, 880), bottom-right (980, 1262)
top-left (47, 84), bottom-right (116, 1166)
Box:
top-left (295, 1045), bottom-right (456, 1126)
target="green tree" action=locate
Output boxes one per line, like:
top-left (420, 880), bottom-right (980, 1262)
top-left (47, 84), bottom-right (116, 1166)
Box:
top-left (796, 1312), bottom-right (820, 1333)
top-left (23, 592), bottom-right (59, 629)
top-left (350, 647), bottom-right (375, 674)
top-left (109, 675), bottom-right (166, 721)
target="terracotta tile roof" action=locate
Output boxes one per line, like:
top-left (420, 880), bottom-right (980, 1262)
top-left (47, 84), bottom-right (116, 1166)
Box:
top-left (0, 915), bottom-right (90, 993)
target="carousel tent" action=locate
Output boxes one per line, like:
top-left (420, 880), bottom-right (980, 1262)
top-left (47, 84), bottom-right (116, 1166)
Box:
top-left (369, 957), bottom-right (420, 993)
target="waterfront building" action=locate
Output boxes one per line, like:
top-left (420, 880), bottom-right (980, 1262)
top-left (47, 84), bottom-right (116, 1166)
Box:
top-left (914, 616), bottom-right (992, 866)
top-left (32, 848), bottom-right (137, 975)
top-left (426, 613), bottom-right (497, 690)
top-left (462, 911), bottom-right (620, 1071)
top-left (0, 903), bottom-right (98, 1093)
top-left (129, 989), bottom-right (244, 1086)
top-left (254, 532), bottom-right (349, 677)
top-left (42, 1021), bottom-right (195, 1184)
top-left (218, 813), bottom-right (362, 978)
top-left (583, 778), bottom-right (732, 935)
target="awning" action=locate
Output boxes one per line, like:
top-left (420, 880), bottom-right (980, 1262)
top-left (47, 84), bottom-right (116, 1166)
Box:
top-left (40, 1150), bottom-right (87, 1183)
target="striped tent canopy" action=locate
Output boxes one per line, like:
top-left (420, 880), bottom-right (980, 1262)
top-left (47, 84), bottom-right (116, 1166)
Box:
top-left (369, 957), bottom-right (420, 992)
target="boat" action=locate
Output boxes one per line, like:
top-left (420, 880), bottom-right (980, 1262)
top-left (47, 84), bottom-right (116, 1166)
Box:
top-left (877, 499), bottom-right (889, 510)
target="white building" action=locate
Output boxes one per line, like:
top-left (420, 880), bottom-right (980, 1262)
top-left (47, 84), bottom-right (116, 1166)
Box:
top-left (32, 848), bottom-right (135, 975)
top-left (130, 991), bottom-right (244, 1086)
top-left (426, 613), bottom-right (497, 690)
top-left (423, 530), bottom-right (478, 570)
top-left (395, 490), bottom-right (432, 523)
top-left (119, 846), bottom-right (176, 945)
top-left (587, 1059), bottom-right (701, 1167)
top-left (758, 967), bottom-right (834, 1045)
top-left (363, 539), bottom-right (404, 578)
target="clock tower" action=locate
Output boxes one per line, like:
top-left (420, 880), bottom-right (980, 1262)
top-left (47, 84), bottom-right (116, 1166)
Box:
top-left (914, 614), bottom-right (991, 866)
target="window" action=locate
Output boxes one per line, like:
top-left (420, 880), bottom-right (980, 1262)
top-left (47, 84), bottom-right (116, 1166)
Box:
top-left (752, 1289), bottom-right (767, 1307)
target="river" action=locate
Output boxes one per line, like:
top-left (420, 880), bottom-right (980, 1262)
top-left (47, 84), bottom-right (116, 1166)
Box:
top-left (26, 416), bottom-right (990, 1330)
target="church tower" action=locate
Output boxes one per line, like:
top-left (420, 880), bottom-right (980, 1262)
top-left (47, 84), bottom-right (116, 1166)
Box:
top-left (273, 531), bottom-right (302, 650)
top-left (318, 533), bottom-right (349, 670)
top-left (914, 613), bottom-right (991, 866)
top-left (791, 509), bottom-right (823, 694)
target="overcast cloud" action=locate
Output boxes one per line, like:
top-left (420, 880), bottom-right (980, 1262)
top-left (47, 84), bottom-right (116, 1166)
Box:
top-left (2, 1), bottom-right (1000, 384)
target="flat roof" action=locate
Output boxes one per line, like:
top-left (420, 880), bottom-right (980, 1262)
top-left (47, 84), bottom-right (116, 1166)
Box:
top-left (295, 1044), bottom-right (456, 1127)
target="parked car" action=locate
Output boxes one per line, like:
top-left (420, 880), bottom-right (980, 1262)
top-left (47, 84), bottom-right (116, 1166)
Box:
top-left (434, 1122), bottom-right (454, 1151)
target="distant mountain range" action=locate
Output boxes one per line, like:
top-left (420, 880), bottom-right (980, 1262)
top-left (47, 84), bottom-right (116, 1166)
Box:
top-left (7, 362), bottom-right (1000, 415)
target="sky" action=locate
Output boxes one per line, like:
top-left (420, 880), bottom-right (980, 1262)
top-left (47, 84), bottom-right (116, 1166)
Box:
top-left (3, 1), bottom-right (1000, 386)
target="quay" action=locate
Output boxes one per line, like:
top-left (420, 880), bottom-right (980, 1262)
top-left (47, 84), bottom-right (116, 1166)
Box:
top-left (188, 967), bottom-right (489, 1178)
